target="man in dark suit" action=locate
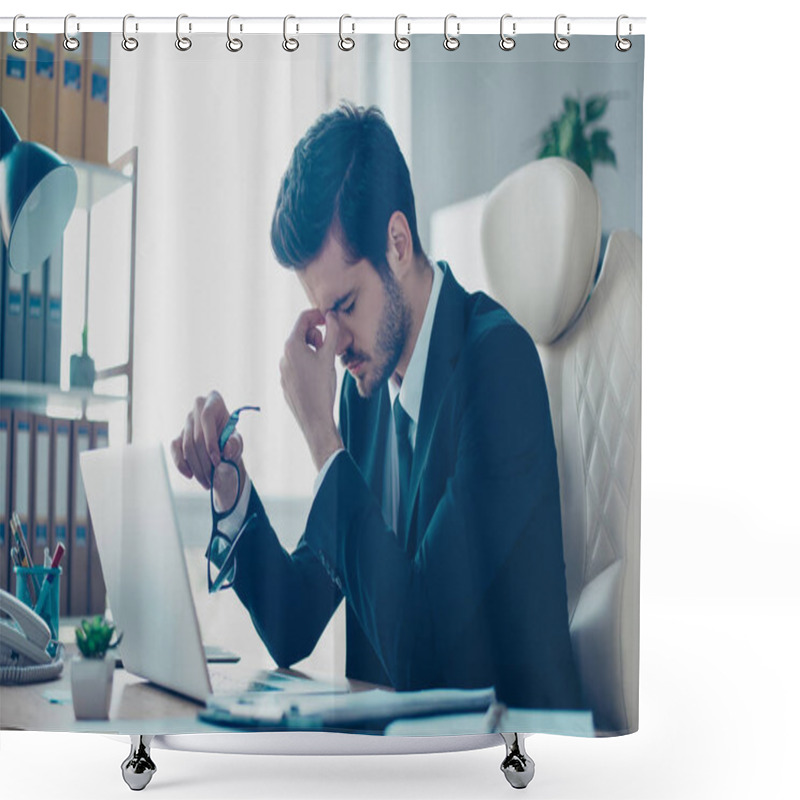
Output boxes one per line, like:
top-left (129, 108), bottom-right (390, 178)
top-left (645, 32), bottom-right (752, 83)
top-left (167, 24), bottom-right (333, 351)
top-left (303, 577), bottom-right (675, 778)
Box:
top-left (171, 103), bottom-right (583, 710)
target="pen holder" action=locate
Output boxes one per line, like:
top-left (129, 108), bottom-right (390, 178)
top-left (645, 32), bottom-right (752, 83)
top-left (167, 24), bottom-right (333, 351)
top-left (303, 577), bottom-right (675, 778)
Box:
top-left (14, 565), bottom-right (62, 643)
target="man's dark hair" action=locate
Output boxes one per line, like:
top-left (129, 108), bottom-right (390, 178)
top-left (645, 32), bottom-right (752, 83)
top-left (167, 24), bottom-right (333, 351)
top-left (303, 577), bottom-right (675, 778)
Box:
top-left (271, 102), bottom-right (422, 275)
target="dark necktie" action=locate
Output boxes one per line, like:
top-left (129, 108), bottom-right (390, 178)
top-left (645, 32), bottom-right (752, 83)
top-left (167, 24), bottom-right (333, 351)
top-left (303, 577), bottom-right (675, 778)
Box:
top-left (393, 395), bottom-right (413, 536)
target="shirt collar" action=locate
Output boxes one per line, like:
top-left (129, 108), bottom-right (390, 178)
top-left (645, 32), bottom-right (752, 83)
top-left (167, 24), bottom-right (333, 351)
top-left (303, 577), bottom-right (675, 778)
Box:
top-left (388, 260), bottom-right (445, 427)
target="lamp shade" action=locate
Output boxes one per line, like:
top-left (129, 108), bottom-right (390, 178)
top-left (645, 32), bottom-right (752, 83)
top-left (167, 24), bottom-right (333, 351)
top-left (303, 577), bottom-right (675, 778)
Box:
top-left (0, 107), bottom-right (78, 274)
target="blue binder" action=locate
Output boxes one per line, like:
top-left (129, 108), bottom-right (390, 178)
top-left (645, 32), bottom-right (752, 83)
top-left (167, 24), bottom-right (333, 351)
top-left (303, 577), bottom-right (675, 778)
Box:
top-left (24, 265), bottom-right (46, 383)
top-left (44, 242), bottom-right (63, 385)
top-left (1, 238), bottom-right (25, 380)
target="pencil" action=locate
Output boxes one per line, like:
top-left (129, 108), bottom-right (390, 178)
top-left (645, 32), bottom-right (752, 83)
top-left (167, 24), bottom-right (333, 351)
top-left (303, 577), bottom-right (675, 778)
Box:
top-left (10, 513), bottom-right (38, 605)
top-left (11, 512), bottom-right (35, 569)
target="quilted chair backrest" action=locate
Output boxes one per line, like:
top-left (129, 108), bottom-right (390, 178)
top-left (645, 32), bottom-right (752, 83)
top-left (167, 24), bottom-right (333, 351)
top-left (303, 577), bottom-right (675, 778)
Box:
top-left (481, 158), bottom-right (642, 735)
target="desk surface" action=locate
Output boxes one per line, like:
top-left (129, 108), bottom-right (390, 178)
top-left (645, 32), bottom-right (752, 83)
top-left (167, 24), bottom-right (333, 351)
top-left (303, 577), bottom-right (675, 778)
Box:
top-left (1, 629), bottom-right (594, 737)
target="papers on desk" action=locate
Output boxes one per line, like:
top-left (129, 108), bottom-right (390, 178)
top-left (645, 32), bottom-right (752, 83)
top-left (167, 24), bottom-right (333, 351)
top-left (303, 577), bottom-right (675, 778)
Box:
top-left (245, 671), bottom-right (349, 695)
top-left (200, 686), bottom-right (496, 732)
top-left (386, 708), bottom-right (595, 737)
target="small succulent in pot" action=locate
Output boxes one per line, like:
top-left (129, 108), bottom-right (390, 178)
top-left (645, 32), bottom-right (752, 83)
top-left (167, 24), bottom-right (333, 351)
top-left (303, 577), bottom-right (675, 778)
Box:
top-left (75, 615), bottom-right (124, 659)
top-left (71, 616), bottom-right (124, 720)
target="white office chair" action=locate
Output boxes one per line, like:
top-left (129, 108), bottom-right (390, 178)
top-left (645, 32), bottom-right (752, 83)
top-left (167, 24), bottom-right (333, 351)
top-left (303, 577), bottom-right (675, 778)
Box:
top-left (481, 157), bottom-right (642, 736)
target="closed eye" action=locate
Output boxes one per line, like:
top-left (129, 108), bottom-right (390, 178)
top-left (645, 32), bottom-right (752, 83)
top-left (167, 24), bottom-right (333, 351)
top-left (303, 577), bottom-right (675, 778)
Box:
top-left (342, 300), bottom-right (356, 315)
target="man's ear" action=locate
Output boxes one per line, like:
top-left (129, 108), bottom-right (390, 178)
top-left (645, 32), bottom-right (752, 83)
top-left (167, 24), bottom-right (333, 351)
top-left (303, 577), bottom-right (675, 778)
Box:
top-left (386, 211), bottom-right (412, 275)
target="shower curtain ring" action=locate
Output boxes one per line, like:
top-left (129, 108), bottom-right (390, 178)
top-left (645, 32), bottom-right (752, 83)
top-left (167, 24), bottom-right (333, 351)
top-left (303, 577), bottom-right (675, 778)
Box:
top-left (12, 15), bottom-right (29, 51)
top-left (226, 15), bottom-right (243, 52)
top-left (176, 14), bottom-right (192, 51)
top-left (444, 14), bottom-right (460, 51)
top-left (615, 15), bottom-right (632, 52)
top-left (394, 15), bottom-right (410, 51)
top-left (283, 15), bottom-right (299, 52)
top-left (122, 14), bottom-right (139, 51)
top-left (499, 14), bottom-right (515, 51)
top-left (339, 15), bottom-right (355, 51)
top-left (554, 14), bottom-right (570, 51)
top-left (63, 14), bottom-right (80, 51)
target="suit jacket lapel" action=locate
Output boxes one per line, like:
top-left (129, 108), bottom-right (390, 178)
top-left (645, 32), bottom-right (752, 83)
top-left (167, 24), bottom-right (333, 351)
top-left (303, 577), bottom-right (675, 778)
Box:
top-left (403, 263), bottom-right (468, 546)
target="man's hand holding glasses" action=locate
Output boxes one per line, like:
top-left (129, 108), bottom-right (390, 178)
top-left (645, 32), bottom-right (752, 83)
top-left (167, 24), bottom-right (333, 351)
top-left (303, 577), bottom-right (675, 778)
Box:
top-left (171, 393), bottom-right (261, 593)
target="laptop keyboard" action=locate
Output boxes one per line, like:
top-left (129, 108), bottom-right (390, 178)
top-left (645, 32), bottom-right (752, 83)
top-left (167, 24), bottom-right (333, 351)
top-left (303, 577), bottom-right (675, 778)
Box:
top-left (209, 668), bottom-right (274, 696)
top-left (208, 668), bottom-right (352, 698)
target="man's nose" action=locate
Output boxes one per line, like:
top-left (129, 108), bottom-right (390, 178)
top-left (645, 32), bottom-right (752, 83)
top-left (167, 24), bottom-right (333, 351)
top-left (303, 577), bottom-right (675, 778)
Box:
top-left (334, 318), bottom-right (352, 357)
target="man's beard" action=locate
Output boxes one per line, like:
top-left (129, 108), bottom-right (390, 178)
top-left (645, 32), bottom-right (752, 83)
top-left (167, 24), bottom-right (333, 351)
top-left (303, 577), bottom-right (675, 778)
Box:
top-left (346, 269), bottom-right (411, 399)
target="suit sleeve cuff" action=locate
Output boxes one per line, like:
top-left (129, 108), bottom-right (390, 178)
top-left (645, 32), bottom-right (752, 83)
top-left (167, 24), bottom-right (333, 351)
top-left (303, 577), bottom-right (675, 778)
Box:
top-left (205, 474), bottom-right (253, 569)
top-left (313, 448), bottom-right (345, 498)
top-left (217, 473), bottom-right (253, 536)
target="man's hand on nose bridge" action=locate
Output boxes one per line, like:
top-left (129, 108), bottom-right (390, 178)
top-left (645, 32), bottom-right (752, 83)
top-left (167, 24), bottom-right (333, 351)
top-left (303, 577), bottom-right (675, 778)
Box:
top-left (280, 309), bottom-right (344, 470)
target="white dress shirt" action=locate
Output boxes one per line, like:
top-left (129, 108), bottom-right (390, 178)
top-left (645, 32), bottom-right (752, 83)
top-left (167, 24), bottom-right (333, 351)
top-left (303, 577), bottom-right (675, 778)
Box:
top-left (220, 261), bottom-right (444, 539)
top-left (380, 260), bottom-right (444, 531)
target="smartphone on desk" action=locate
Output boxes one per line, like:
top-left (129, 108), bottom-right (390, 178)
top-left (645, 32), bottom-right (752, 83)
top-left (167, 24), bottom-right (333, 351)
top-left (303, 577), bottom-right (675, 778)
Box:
top-left (0, 588), bottom-right (53, 666)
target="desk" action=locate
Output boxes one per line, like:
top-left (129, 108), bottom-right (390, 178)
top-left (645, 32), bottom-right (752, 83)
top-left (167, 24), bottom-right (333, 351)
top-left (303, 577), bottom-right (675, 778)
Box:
top-left (1, 629), bottom-right (593, 737)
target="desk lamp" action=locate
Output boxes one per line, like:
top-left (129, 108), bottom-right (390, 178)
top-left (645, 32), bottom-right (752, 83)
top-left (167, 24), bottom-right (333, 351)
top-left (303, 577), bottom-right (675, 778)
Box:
top-left (0, 107), bottom-right (77, 274)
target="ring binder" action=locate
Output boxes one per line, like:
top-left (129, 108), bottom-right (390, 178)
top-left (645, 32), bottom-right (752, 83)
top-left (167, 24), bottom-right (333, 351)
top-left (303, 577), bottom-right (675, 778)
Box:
top-left (500, 14), bottom-right (516, 51)
top-left (175, 13), bottom-right (192, 51)
top-left (338, 15), bottom-right (355, 51)
top-left (443, 14), bottom-right (460, 51)
top-left (394, 15), bottom-right (410, 51)
top-left (63, 13), bottom-right (79, 51)
top-left (226, 15), bottom-right (243, 52)
top-left (554, 14), bottom-right (570, 51)
top-left (283, 15), bottom-right (299, 52)
top-left (12, 14), bottom-right (28, 51)
top-left (121, 14), bottom-right (138, 51)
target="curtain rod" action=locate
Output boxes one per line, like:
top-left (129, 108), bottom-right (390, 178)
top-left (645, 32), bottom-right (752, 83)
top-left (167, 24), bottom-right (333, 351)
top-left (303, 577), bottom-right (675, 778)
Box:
top-left (0, 16), bottom-right (646, 37)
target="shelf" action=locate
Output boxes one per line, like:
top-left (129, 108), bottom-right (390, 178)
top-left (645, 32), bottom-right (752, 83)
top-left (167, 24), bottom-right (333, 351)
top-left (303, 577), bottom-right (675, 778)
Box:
top-left (0, 380), bottom-right (128, 413)
top-left (3, 148), bottom-right (138, 440)
top-left (65, 157), bottom-right (134, 210)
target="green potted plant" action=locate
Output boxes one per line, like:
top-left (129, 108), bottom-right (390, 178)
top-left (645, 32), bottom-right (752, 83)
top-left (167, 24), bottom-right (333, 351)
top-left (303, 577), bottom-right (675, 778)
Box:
top-left (69, 324), bottom-right (96, 389)
top-left (71, 616), bottom-right (123, 720)
top-left (537, 95), bottom-right (617, 179)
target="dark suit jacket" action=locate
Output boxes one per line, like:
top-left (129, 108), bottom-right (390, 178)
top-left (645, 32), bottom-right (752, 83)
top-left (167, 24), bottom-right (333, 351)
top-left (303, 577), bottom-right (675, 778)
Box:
top-left (229, 262), bottom-right (583, 709)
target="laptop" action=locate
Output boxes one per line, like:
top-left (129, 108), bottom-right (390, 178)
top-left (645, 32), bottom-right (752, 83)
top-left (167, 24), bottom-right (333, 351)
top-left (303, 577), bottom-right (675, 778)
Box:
top-left (79, 443), bottom-right (329, 704)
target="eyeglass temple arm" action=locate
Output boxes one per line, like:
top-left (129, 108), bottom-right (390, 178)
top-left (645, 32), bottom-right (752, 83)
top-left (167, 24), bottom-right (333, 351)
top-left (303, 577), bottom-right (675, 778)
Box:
top-left (218, 405), bottom-right (261, 451)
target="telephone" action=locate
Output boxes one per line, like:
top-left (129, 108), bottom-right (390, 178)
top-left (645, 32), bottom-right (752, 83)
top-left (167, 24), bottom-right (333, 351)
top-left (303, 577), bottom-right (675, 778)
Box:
top-left (0, 588), bottom-right (53, 666)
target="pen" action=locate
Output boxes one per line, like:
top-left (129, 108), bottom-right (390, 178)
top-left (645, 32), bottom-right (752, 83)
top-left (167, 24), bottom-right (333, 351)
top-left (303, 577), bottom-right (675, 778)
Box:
top-left (44, 546), bottom-right (52, 568)
top-left (34, 542), bottom-right (65, 618)
top-left (47, 542), bottom-right (65, 578)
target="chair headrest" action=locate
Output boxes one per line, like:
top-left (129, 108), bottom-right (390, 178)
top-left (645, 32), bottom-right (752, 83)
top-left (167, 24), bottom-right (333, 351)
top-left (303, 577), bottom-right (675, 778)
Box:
top-left (480, 157), bottom-right (601, 345)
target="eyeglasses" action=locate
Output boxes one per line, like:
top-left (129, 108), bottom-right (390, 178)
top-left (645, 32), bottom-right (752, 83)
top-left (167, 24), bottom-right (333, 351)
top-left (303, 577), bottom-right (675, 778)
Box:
top-left (205, 405), bottom-right (260, 594)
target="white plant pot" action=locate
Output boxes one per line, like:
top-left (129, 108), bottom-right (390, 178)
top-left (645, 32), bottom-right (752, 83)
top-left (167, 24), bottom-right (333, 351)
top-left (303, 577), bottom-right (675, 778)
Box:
top-left (71, 654), bottom-right (115, 720)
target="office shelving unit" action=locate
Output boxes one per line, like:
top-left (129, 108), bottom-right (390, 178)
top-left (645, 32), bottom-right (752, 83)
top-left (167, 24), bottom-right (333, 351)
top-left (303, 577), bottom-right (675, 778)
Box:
top-left (0, 147), bottom-right (138, 444)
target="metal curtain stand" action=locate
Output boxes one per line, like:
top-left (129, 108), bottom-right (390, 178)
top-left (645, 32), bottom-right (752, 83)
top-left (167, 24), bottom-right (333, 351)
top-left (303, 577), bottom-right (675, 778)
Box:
top-left (121, 733), bottom-right (535, 791)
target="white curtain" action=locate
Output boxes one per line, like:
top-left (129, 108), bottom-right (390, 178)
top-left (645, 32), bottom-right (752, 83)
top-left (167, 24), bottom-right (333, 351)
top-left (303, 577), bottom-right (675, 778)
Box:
top-left (106, 34), bottom-right (411, 500)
